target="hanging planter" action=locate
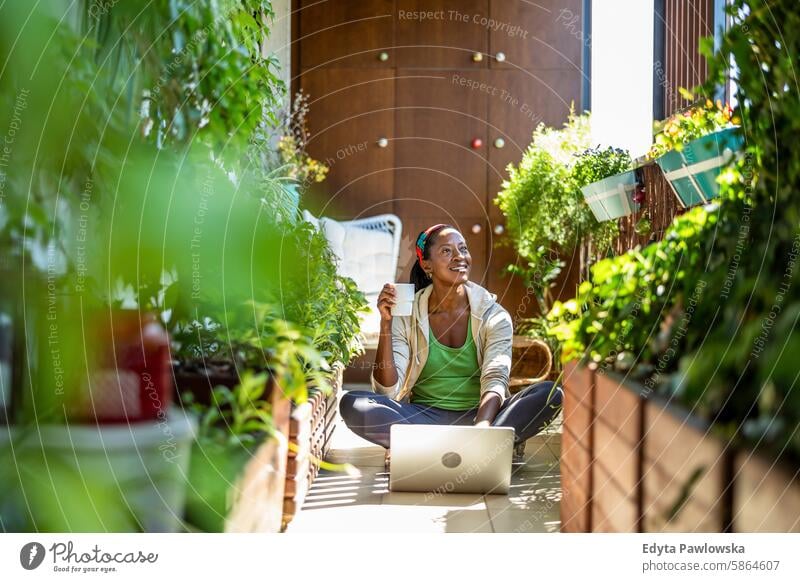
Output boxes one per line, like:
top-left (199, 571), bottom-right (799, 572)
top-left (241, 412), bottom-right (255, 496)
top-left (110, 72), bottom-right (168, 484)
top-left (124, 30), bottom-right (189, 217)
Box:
top-left (655, 127), bottom-right (743, 208)
top-left (581, 169), bottom-right (640, 222)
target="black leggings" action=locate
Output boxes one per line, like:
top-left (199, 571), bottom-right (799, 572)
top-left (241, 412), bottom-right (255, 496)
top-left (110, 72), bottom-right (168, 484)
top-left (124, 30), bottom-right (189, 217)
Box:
top-left (339, 381), bottom-right (563, 449)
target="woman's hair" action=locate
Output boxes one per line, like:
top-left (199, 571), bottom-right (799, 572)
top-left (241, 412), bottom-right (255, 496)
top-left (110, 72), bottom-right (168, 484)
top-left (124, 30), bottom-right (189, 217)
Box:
top-left (409, 224), bottom-right (456, 292)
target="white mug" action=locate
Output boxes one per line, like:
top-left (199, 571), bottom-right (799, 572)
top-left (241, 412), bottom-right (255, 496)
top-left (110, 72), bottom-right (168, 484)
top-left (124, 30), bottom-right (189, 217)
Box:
top-left (390, 283), bottom-right (415, 316)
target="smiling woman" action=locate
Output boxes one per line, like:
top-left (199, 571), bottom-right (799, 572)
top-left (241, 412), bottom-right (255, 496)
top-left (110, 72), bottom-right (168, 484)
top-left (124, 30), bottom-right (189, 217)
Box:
top-left (338, 224), bottom-right (564, 462)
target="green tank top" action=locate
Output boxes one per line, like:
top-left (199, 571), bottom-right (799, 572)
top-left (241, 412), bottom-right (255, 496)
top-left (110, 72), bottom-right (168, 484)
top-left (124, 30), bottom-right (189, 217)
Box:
top-left (410, 317), bottom-right (482, 410)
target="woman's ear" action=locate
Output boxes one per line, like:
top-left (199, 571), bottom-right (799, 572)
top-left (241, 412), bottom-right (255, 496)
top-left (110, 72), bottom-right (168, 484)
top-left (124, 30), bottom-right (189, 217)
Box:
top-left (420, 258), bottom-right (432, 277)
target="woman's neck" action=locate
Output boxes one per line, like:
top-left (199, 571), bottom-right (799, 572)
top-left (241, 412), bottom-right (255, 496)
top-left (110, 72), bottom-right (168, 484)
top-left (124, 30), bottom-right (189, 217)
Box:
top-left (428, 283), bottom-right (468, 315)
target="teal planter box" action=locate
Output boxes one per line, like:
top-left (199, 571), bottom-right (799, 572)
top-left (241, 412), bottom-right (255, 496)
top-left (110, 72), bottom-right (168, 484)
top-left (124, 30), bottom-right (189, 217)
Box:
top-left (655, 127), bottom-right (743, 207)
top-left (581, 170), bottom-right (639, 222)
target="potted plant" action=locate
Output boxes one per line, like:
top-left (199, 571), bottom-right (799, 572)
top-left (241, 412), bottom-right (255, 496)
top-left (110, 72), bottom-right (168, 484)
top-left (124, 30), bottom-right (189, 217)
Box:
top-left (664, 0), bottom-right (800, 533)
top-left (247, 90), bottom-right (329, 224)
top-left (541, 0), bottom-right (800, 535)
top-left (574, 146), bottom-right (637, 223)
top-left (0, 1), bottom-right (311, 534)
top-left (648, 95), bottom-right (742, 207)
top-left (1, 281), bottom-right (198, 532)
top-left (176, 299), bottom-right (362, 532)
top-left (495, 111), bottom-right (621, 318)
top-left (184, 361), bottom-right (355, 533)
top-left (580, 170), bottom-right (640, 222)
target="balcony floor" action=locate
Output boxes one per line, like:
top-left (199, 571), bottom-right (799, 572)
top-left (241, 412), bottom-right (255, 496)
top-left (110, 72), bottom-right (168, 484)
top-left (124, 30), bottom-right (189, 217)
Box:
top-left (285, 385), bottom-right (563, 533)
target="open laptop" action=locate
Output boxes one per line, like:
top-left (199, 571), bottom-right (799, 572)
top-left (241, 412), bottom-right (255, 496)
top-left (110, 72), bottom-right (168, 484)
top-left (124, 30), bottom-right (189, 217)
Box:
top-left (388, 424), bottom-right (515, 495)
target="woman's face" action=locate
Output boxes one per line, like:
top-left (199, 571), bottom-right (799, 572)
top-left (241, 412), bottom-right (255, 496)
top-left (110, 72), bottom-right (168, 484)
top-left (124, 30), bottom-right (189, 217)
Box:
top-left (423, 228), bottom-right (471, 285)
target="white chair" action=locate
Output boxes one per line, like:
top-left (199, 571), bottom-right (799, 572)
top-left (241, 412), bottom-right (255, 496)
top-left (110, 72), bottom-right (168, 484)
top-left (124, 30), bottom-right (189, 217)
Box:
top-left (302, 211), bottom-right (403, 349)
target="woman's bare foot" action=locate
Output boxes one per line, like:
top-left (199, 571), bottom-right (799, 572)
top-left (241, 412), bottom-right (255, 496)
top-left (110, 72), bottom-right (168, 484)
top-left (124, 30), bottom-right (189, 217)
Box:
top-left (513, 441), bottom-right (526, 463)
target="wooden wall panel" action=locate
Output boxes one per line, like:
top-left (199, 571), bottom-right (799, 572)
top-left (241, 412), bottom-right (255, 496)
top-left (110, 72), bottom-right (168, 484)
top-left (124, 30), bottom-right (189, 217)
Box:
top-left (489, 0), bottom-right (583, 71)
top-left (613, 163), bottom-right (681, 255)
top-left (299, 0), bottom-right (395, 69)
top-left (395, 0), bottom-right (490, 69)
top-left (300, 69), bottom-right (395, 219)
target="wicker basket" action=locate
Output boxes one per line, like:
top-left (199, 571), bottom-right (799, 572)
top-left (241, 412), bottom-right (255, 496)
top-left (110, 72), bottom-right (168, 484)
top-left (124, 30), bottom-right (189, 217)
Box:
top-left (509, 336), bottom-right (553, 394)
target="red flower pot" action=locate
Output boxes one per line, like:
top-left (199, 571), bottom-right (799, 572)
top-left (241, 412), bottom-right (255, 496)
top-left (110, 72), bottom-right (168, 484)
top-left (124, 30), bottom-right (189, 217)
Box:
top-left (81, 310), bottom-right (172, 424)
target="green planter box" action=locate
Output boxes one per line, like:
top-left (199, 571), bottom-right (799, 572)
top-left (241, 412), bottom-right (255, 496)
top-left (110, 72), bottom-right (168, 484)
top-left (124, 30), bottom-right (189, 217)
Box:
top-left (655, 127), bottom-right (743, 207)
top-left (581, 170), bottom-right (639, 222)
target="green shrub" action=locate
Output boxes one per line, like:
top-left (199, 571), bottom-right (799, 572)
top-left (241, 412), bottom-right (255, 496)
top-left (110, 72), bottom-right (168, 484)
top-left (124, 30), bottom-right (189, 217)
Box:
top-left (547, 203), bottom-right (715, 371)
top-left (495, 111), bottom-right (626, 316)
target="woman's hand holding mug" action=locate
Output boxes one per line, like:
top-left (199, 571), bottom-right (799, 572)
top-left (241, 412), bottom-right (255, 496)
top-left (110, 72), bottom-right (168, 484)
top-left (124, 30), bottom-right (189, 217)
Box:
top-left (377, 283), bottom-right (396, 323)
top-left (378, 283), bottom-right (415, 323)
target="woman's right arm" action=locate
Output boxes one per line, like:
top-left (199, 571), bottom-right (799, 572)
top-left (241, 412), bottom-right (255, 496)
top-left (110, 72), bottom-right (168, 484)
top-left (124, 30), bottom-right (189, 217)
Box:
top-left (373, 283), bottom-right (399, 388)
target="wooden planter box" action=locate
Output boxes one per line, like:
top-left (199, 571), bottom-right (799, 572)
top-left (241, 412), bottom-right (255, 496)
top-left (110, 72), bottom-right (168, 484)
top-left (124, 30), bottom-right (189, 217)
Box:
top-left (641, 395), bottom-right (730, 532)
top-left (560, 360), bottom-right (595, 532)
top-left (732, 448), bottom-right (800, 532)
top-left (591, 371), bottom-right (643, 532)
top-left (179, 369), bottom-right (291, 533)
top-left (561, 363), bottom-right (799, 533)
top-left (224, 435), bottom-right (286, 533)
top-left (281, 362), bottom-right (344, 530)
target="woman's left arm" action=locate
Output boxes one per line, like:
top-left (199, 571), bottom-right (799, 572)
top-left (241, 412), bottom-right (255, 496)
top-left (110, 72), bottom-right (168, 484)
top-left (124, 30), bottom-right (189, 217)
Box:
top-left (474, 392), bottom-right (502, 426)
top-left (474, 309), bottom-right (513, 425)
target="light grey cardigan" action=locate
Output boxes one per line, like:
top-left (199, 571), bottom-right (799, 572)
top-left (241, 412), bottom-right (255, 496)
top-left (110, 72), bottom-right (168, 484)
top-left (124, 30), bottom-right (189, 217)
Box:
top-left (370, 280), bottom-right (513, 404)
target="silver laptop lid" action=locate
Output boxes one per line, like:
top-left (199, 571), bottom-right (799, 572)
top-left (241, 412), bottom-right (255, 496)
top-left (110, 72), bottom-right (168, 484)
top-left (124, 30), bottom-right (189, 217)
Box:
top-left (389, 424), bottom-right (515, 495)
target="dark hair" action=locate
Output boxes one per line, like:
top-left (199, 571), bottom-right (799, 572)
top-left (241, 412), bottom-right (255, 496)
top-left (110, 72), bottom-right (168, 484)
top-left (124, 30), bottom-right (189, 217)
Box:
top-left (409, 224), bottom-right (456, 292)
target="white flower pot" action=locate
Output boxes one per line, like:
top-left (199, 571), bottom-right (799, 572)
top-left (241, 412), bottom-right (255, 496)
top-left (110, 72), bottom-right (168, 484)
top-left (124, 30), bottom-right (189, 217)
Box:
top-left (14, 408), bottom-right (197, 532)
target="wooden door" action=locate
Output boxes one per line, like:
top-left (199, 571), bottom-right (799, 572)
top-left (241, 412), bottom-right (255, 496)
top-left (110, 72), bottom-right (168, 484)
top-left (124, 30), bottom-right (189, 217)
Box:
top-left (394, 70), bottom-right (489, 216)
top-left (300, 69), bottom-right (395, 219)
top-left (486, 69), bottom-right (582, 317)
top-left (489, 0), bottom-right (584, 71)
top-left (393, 69), bottom-right (490, 283)
top-left (395, 0), bottom-right (489, 69)
top-left (299, 0), bottom-right (395, 69)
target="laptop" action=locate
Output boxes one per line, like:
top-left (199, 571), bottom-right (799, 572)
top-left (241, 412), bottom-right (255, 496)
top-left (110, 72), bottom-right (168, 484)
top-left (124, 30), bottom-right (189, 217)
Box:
top-left (388, 424), bottom-right (515, 495)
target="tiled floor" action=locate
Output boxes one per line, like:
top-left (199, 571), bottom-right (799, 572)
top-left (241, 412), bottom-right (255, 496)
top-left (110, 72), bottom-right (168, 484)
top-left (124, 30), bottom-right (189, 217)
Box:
top-left (285, 384), bottom-right (563, 533)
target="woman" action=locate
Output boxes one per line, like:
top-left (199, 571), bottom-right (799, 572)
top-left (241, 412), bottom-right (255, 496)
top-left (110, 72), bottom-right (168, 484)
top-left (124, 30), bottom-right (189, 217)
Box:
top-left (339, 223), bottom-right (563, 466)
